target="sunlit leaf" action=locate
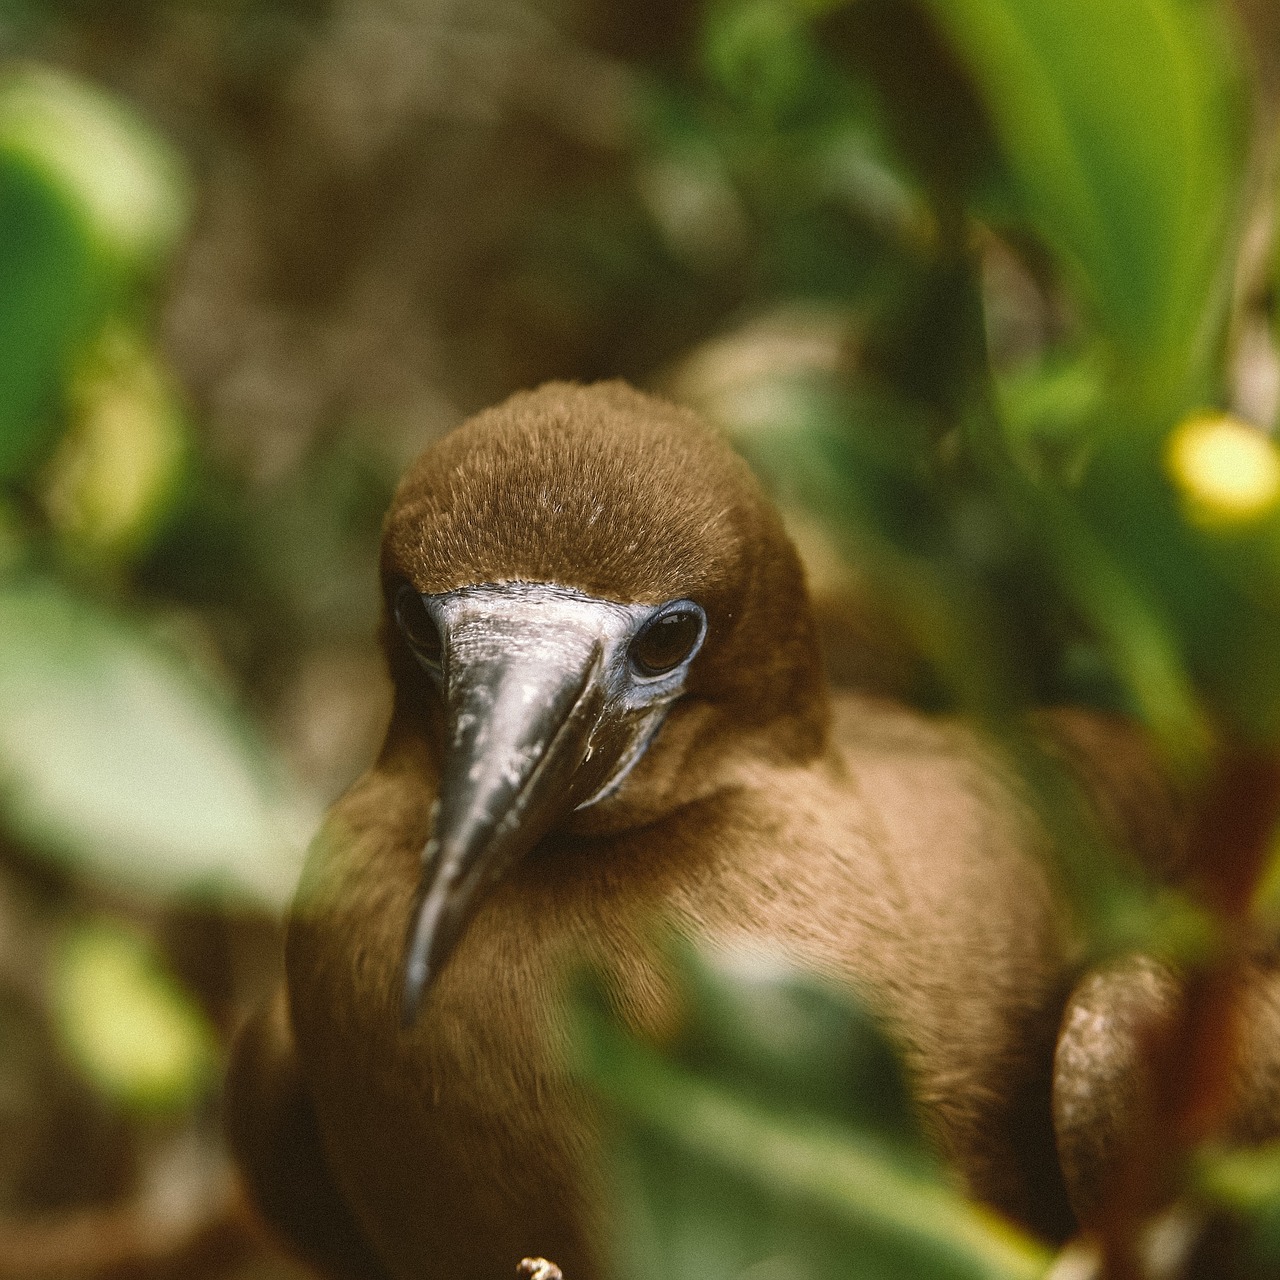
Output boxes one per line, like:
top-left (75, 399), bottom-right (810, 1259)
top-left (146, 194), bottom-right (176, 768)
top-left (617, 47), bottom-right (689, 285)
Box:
top-left (0, 66), bottom-right (188, 270)
top-left (52, 920), bottom-right (217, 1112)
top-left (576, 944), bottom-right (1051, 1280)
top-left (0, 579), bottom-right (311, 908)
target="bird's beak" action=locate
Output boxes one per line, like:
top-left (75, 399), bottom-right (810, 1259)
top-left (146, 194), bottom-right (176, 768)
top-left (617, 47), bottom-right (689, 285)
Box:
top-left (400, 589), bottom-right (659, 1025)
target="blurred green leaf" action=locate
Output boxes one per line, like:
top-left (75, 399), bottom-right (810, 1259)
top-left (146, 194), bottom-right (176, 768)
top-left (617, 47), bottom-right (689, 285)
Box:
top-left (1200, 1140), bottom-right (1280, 1208)
top-left (0, 66), bottom-right (189, 480)
top-left (703, 0), bottom-right (820, 122)
top-left (672, 944), bottom-right (935, 1167)
top-left (816, 0), bottom-right (1003, 216)
top-left (0, 579), bottom-right (310, 907)
top-left (995, 352), bottom-right (1106, 477)
top-left (1079, 412), bottom-right (1280, 744)
top-left (43, 322), bottom-right (188, 563)
top-left (0, 66), bottom-right (189, 271)
top-left (918, 0), bottom-right (1246, 401)
top-left (0, 131), bottom-right (98, 478)
top-left (632, 33), bottom-right (928, 308)
top-left (52, 919), bottom-right (218, 1112)
top-left (1031, 479), bottom-right (1214, 767)
top-left (635, 137), bottom-right (751, 271)
top-left (576, 944), bottom-right (1051, 1280)
top-left (0, 496), bottom-right (28, 576)
top-left (1198, 1141), bottom-right (1280, 1265)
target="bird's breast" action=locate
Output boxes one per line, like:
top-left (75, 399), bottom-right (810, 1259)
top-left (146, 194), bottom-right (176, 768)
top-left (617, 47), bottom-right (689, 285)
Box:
top-left (287, 704), bottom-right (1068, 1278)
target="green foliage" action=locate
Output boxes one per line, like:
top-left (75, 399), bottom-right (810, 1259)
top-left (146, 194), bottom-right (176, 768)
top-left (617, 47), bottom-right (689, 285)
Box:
top-left (1078, 412), bottom-right (1280, 743)
top-left (0, 67), bottom-right (188, 480)
top-left (0, 580), bottom-right (308, 907)
top-left (702, 0), bottom-right (819, 121)
top-left (676, 0), bottom-right (1274, 775)
top-left (1196, 1139), bottom-right (1280, 1268)
top-left (920, 0), bottom-right (1245, 402)
top-left (45, 322), bottom-right (189, 562)
top-left (0, 62), bottom-right (313, 914)
top-left (576, 945), bottom-right (1051, 1280)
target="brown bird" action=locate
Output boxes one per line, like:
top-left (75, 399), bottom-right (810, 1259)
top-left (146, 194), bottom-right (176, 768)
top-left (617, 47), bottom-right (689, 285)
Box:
top-left (228, 381), bottom-right (1175, 1279)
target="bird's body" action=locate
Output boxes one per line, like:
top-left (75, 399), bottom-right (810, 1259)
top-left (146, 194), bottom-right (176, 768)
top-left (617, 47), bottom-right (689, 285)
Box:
top-left (229, 381), bottom-right (1205, 1280)
top-left (283, 696), bottom-right (1066, 1279)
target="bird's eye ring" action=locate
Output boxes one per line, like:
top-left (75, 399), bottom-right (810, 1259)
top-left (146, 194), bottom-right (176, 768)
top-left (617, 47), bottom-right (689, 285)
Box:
top-left (394, 585), bottom-right (443, 668)
top-left (629, 602), bottom-right (706, 678)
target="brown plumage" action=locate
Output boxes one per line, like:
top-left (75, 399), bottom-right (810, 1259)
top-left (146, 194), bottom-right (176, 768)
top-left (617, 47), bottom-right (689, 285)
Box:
top-left (229, 381), bottom-right (1193, 1279)
top-left (1053, 951), bottom-right (1280, 1229)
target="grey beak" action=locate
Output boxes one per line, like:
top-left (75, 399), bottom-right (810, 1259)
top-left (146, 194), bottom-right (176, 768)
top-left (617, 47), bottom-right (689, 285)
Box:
top-left (399, 589), bottom-right (662, 1025)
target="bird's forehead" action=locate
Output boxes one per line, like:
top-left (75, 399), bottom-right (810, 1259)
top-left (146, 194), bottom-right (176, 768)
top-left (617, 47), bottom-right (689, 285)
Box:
top-left (383, 502), bottom-right (728, 605)
top-left (381, 396), bottom-right (754, 603)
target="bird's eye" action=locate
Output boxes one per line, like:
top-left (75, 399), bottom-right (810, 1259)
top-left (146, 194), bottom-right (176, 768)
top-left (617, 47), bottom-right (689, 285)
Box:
top-left (630, 603), bottom-right (705, 678)
top-left (395, 586), bottom-right (443, 667)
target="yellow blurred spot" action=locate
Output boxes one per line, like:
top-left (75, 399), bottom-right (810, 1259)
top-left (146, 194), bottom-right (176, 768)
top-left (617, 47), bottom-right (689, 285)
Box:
top-left (1166, 412), bottom-right (1280, 525)
top-left (44, 324), bottom-right (186, 559)
top-left (53, 921), bottom-right (217, 1111)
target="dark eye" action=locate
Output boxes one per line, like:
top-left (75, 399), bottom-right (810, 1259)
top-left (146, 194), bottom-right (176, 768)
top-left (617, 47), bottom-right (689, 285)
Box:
top-left (630, 603), bottom-right (705, 678)
top-left (394, 585), bottom-right (443, 668)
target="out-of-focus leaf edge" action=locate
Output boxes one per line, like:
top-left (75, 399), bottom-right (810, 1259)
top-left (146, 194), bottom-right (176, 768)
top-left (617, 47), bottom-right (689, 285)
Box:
top-left (577, 995), bottom-right (1052, 1280)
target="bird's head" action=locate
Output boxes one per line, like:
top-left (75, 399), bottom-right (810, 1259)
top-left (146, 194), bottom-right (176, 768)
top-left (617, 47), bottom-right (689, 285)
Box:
top-left (379, 381), bottom-right (827, 1022)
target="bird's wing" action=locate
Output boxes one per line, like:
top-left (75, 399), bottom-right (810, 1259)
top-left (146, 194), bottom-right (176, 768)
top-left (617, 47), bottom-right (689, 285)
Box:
top-left (225, 986), bottom-right (392, 1280)
top-left (1054, 953), bottom-right (1280, 1225)
top-left (1031, 705), bottom-right (1189, 882)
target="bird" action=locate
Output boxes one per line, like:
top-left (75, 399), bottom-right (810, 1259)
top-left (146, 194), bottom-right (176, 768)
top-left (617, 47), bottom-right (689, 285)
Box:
top-left (227, 380), bottom-right (1185, 1280)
